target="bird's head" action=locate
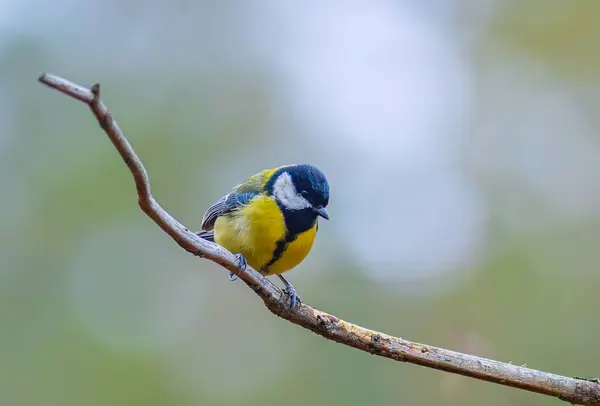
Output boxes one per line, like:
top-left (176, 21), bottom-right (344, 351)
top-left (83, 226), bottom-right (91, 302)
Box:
top-left (267, 164), bottom-right (330, 220)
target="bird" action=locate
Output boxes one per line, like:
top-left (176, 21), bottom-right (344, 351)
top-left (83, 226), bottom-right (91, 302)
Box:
top-left (197, 164), bottom-right (330, 309)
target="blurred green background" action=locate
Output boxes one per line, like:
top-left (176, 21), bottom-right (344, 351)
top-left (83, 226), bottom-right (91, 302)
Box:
top-left (2, 1), bottom-right (600, 405)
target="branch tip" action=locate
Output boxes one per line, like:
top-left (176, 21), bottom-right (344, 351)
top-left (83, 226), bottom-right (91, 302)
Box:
top-left (91, 83), bottom-right (101, 98)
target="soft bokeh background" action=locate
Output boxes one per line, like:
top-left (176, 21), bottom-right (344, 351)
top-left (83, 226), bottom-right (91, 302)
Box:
top-left (2, 1), bottom-right (600, 405)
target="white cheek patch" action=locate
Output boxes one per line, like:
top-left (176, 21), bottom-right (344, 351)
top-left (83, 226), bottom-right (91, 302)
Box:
top-left (273, 172), bottom-right (312, 210)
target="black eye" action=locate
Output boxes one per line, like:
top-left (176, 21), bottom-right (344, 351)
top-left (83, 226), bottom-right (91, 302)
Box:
top-left (300, 190), bottom-right (309, 197)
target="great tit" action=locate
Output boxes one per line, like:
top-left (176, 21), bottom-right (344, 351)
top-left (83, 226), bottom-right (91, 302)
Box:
top-left (197, 164), bottom-right (330, 308)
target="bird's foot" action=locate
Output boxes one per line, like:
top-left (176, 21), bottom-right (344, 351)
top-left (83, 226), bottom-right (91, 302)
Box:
top-left (277, 275), bottom-right (301, 310)
top-left (229, 253), bottom-right (247, 282)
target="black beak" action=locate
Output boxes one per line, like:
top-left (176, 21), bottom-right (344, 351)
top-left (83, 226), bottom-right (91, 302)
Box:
top-left (314, 206), bottom-right (329, 220)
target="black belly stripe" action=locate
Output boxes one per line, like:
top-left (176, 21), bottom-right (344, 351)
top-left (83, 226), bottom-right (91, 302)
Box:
top-left (263, 232), bottom-right (298, 271)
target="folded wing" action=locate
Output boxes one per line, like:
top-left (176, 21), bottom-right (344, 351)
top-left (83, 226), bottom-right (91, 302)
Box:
top-left (200, 192), bottom-right (257, 231)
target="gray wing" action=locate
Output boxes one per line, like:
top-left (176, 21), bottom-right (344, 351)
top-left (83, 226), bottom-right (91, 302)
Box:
top-left (200, 192), bottom-right (257, 231)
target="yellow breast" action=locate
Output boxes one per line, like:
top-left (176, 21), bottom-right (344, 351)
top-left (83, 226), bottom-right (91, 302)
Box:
top-left (266, 225), bottom-right (317, 275)
top-left (213, 194), bottom-right (317, 275)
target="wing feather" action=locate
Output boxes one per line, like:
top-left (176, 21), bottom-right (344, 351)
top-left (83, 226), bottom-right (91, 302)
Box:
top-left (196, 230), bottom-right (215, 242)
top-left (200, 192), bottom-right (257, 230)
top-left (200, 166), bottom-right (290, 230)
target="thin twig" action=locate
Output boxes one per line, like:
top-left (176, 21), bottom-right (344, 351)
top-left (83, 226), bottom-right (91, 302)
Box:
top-left (38, 73), bottom-right (600, 405)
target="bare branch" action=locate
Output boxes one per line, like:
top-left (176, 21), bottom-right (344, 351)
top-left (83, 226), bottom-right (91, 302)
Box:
top-left (38, 73), bottom-right (600, 405)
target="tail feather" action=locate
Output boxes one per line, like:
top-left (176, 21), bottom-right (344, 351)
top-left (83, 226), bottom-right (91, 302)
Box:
top-left (196, 231), bottom-right (215, 242)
